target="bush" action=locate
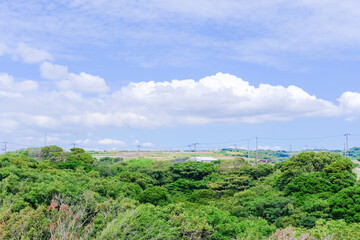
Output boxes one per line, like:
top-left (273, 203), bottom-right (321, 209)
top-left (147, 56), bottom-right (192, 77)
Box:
top-left (137, 186), bottom-right (169, 206)
top-left (56, 160), bottom-right (94, 172)
top-left (170, 161), bottom-right (215, 180)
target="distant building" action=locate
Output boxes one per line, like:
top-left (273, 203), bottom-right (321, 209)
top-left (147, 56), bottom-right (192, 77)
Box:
top-left (190, 156), bottom-right (217, 163)
top-left (258, 159), bottom-right (272, 164)
top-left (172, 158), bottom-right (188, 164)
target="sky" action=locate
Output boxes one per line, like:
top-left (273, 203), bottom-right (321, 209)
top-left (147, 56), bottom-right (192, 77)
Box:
top-left (1, 0), bottom-right (360, 151)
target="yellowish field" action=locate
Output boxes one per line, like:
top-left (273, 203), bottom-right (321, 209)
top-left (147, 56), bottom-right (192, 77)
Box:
top-left (91, 150), bottom-right (243, 161)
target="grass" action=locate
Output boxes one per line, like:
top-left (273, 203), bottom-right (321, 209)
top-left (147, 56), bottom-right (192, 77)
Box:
top-left (126, 158), bottom-right (154, 167)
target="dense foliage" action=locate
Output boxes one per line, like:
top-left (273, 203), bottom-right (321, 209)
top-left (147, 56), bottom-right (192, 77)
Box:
top-left (0, 148), bottom-right (359, 239)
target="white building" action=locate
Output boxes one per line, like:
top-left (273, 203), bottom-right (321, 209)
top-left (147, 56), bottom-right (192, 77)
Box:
top-left (190, 156), bottom-right (217, 163)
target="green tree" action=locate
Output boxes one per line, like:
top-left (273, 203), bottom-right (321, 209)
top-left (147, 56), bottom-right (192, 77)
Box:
top-left (329, 186), bottom-right (360, 223)
top-left (275, 152), bottom-right (350, 190)
top-left (137, 186), bottom-right (169, 206)
top-left (244, 196), bottom-right (296, 227)
top-left (66, 147), bottom-right (95, 164)
top-left (170, 161), bottom-right (215, 180)
top-left (40, 145), bottom-right (64, 162)
top-left (324, 157), bottom-right (356, 192)
top-left (284, 172), bottom-right (332, 197)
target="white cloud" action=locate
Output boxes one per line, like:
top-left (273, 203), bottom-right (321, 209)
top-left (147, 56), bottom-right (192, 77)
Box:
top-left (0, 118), bottom-right (18, 133)
top-left (2, 1), bottom-right (360, 65)
top-left (0, 43), bottom-right (7, 56)
top-left (58, 72), bottom-right (109, 93)
top-left (40, 62), bottom-right (109, 94)
top-left (1, 72), bottom-right (360, 140)
top-left (259, 145), bottom-right (284, 151)
top-left (0, 73), bottom-right (38, 97)
top-left (75, 139), bottom-right (91, 144)
top-left (44, 136), bottom-right (61, 143)
top-left (13, 43), bottom-right (53, 63)
top-left (40, 62), bottom-right (68, 80)
top-left (113, 73), bottom-right (339, 125)
top-left (98, 138), bottom-right (126, 145)
top-left (0, 43), bottom-right (52, 63)
top-left (338, 92), bottom-right (360, 121)
top-left (142, 142), bottom-right (153, 147)
top-left (132, 140), bottom-right (153, 147)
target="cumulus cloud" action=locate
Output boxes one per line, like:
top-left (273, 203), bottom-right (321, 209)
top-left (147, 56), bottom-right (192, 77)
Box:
top-left (338, 92), bottom-right (360, 121)
top-left (98, 138), bottom-right (126, 145)
top-left (40, 62), bottom-right (109, 94)
top-left (1, 72), bottom-right (360, 140)
top-left (113, 73), bottom-right (339, 124)
top-left (40, 62), bottom-right (68, 80)
top-left (0, 73), bottom-right (38, 97)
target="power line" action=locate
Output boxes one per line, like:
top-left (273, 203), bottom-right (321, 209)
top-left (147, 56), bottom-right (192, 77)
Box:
top-left (198, 137), bottom-right (255, 145)
top-left (187, 144), bottom-right (192, 151)
top-left (0, 133), bottom-right (357, 152)
top-left (259, 135), bottom-right (343, 141)
top-left (4, 142), bottom-right (32, 147)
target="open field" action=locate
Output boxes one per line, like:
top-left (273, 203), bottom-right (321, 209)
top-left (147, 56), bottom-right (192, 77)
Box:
top-left (90, 150), bottom-right (240, 161)
top-left (91, 150), bottom-right (360, 178)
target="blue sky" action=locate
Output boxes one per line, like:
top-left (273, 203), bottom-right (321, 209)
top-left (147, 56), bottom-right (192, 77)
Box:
top-left (1, 0), bottom-right (360, 151)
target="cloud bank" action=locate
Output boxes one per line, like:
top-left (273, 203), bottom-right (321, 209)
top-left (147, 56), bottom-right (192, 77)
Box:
top-left (0, 71), bottom-right (357, 139)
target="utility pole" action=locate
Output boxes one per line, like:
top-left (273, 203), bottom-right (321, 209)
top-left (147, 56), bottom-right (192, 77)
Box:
top-left (3, 142), bottom-right (7, 154)
top-left (234, 144), bottom-right (237, 153)
top-left (71, 143), bottom-right (78, 148)
top-left (193, 143), bottom-right (198, 152)
top-left (247, 139), bottom-right (250, 163)
top-left (137, 144), bottom-right (141, 156)
top-left (44, 132), bottom-right (47, 146)
top-left (344, 133), bottom-right (350, 157)
top-left (255, 137), bottom-right (258, 166)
